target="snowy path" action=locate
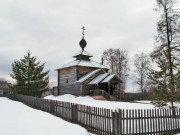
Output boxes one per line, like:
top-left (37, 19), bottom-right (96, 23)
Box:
top-left (0, 97), bottom-right (92, 135)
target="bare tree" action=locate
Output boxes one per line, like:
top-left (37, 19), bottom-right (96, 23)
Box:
top-left (102, 48), bottom-right (129, 90)
top-left (102, 48), bottom-right (116, 73)
top-left (133, 52), bottom-right (151, 99)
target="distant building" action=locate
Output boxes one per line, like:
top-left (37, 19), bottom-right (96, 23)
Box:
top-left (56, 27), bottom-right (123, 99)
top-left (0, 81), bottom-right (11, 95)
top-left (41, 88), bottom-right (52, 97)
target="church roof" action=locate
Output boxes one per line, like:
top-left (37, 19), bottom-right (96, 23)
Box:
top-left (73, 50), bottom-right (93, 57)
top-left (60, 59), bottom-right (108, 69)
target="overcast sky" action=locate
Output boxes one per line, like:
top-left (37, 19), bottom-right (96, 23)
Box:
top-left (0, 0), bottom-right (171, 89)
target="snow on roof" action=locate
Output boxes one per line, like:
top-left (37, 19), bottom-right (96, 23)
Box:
top-left (60, 59), bottom-right (108, 69)
top-left (90, 60), bottom-right (109, 69)
top-left (60, 60), bottom-right (79, 69)
top-left (88, 73), bottom-right (110, 84)
top-left (73, 50), bottom-right (93, 57)
top-left (101, 74), bottom-right (116, 83)
top-left (76, 69), bottom-right (101, 83)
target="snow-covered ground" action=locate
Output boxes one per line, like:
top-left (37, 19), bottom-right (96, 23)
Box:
top-left (1, 95), bottom-right (180, 135)
top-left (44, 94), bottom-right (180, 135)
top-left (0, 97), bottom-right (93, 135)
top-left (44, 94), bottom-right (156, 110)
top-left (44, 94), bottom-right (180, 110)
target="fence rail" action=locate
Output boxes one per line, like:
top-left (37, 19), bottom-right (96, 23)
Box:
top-left (6, 94), bottom-right (180, 135)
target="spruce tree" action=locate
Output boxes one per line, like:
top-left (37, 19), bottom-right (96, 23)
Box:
top-left (150, 0), bottom-right (180, 110)
top-left (10, 50), bottom-right (49, 97)
top-left (149, 55), bottom-right (169, 107)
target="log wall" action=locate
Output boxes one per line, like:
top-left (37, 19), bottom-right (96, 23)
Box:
top-left (58, 66), bottom-right (109, 95)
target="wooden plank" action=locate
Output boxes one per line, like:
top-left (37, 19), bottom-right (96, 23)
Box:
top-left (100, 108), bottom-right (103, 135)
top-left (170, 109), bottom-right (173, 131)
top-left (160, 109), bottom-right (163, 134)
top-left (108, 109), bottom-right (111, 134)
top-left (126, 109), bottom-right (128, 135)
top-left (113, 111), bottom-right (117, 135)
top-left (164, 109), bottom-right (167, 133)
top-left (91, 107), bottom-right (94, 132)
top-left (138, 109), bottom-right (141, 134)
top-left (88, 106), bottom-right (90, 131)
top-left (131, 109), bottom-right (134, 135)
top-left (157, 109), bottom-right (160, 133)
top-left (83, 105), bottom-right (85, 128)
top-left (155, 109), bottom-right (158, 133)
top-left (105, 109), bottom-right (108, 134)
top-left (119, 109), bottom-right (122, 135)
top-left (94, 107), bottom-right (97, 133)
top-left (167, 109), bottom-right (170, 132)
top-left (129, 109), bottom-right (131, 134)
top-left (79, 105), bottom-right (82, 126)
top-left (177, 109), bottom-right (180, 131)
top-left (135, 109), bottom-right (138, 134)
top-left (97, 107), bottom-right (100, 134)
top-left (140, 109), bottom-right (143, 134)
top-left (147, 109), bottom-right (150, 134)
top-left (152, 109), bottom-right (155, 134)
top-left (121, 109), bottom-right (124, 134)
top-left (144, 109), bottom-right (146, 134)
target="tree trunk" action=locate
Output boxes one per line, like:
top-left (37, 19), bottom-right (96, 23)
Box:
top-left (165, 6), bottom-right (175, 115)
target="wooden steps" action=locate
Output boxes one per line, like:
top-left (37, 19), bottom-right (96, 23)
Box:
top-left (91, 95), bottom-right (107, 100)
top-left (91, 95), bottom-right (119, 101)
top-left (109, 95), bottom-right (119, 101)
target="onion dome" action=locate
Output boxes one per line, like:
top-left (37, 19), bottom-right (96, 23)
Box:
top-left (79, 38), bottom-right (87, 50)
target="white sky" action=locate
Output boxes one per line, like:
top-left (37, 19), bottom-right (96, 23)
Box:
top-left (0, 0), bottom-right (175, 87)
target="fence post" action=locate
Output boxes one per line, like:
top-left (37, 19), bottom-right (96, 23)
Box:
top-left (72, 104), bottom-right (78, 123)
top-left (119, 109), bottom-right (122, 135)
top-left (112, 110), bottom-right (119, 135)
top-left (112, 109), bottom-right (123, 135)
top-left (50, 100), bottom-right (55, 114)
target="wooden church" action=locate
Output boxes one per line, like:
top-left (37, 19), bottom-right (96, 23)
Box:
top-left (56, 27), bottom-right (123, 99)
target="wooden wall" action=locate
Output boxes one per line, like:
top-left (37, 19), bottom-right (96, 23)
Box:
top-left (77, 66), bottom-right (97, 80)
top-left (58, 66), bottom-right (109, 95)
top-left (59, 67), bottom-right (77, 84)
top-left (58, 67), bottom-right (80, 95)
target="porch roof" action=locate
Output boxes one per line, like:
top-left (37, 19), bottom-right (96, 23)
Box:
top-left (88, 73), bottom-right (110, 84)
top-left (101, 74), bottom-right (115, 83)
top-left (101, 74), bottom-right (123, 83)
top-left (76, 69), bottom-right (101, 83)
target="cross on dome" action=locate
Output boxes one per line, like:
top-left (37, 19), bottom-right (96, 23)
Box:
top-left (81, 26), bottom-right (85, 38)
top-left (79, 26), bottom-right (87, 50)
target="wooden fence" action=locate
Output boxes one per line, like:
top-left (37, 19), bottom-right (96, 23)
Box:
top-left (7, 94), bottom-right (180, 135)
top-left (113, 109), bottom-right (180, 135)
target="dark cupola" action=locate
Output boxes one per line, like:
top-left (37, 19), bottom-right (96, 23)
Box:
top-left (79, 26), bottom-right (87, 50)
top-left (79, 38), bottom-right (87, 50)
